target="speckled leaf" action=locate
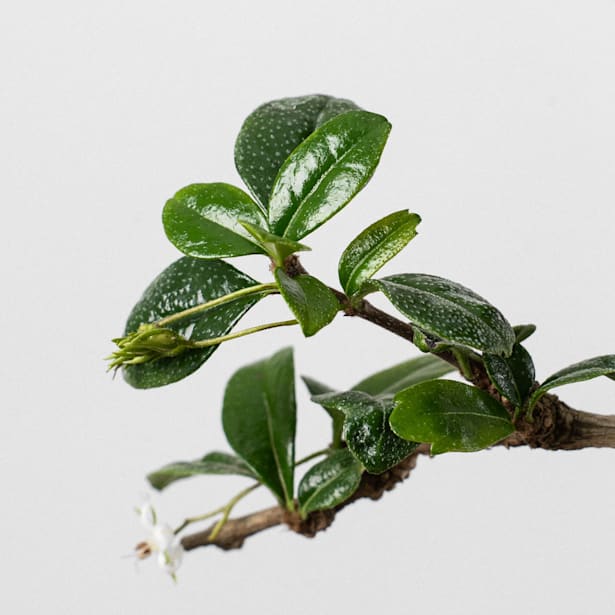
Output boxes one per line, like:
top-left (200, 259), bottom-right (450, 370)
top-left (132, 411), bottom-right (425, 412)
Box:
top-left (123, 258), bottom-right (261, 389)
top-left (339, 210), bottom-right (421, 296)
top-left (163, 183), bottom-right (268, 259)
top-left (235, 95), bottom-right (359, 209)
top-left (484, 343), bottom-right (535, 407)
top-left (313, 391), bottom-right (418, 473)
top-left (275, 269), bottom-right (340, 337)
top-left (298, 449), bottom-right (363, 516)
top-left (513, 324), bottom-right (536, 344)
top-left (147, 452), bottom-right (258, 491)
top-left (269, 110), bottom-right (391, 240)
top-left (222, 348), bottom-right (296, 507)
top-left (371, 274), bottom-right (515, 356)
top-left (529, 355), bottom-right (615, 411)
top-left (239, 220), bottom-right (311, 266)
top-left (352, 354), bottom-right (455, 398)
top-left (391, 380), bottom-right (514, 454)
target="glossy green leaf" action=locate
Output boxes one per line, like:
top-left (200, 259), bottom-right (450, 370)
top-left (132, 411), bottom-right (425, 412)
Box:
top-left (298, 449), bottom-right (363, 516)
top-left (513, 324), bottom-right (536, 344)
top-left (352, 354), bottom-right (455, 398)
top-left (222, 348), bottom-right (296, 507)
top-left (123, 258), bottom-right (261, 389)
top-left (302, 376), bottom-right (343, 447)
top-left (275, 269), bottom-right (340, 337)
top-left (484, 343), bottom-right (535, 407)
top-left (269, 110), bottom-right (392, 240)
top-left (529, 355), bottom-right (615, 411)
top-left (339, 210), bottom-right (421, 296)
top-left (391, 380), bottom-right (514, 454)
top-left (147, 452), bottom-right (258, 491)
top-left (162, 183), bottom-right (267, 259)
top-left (313, 391), bottom-right (418, 473)
top-left (235, 95), bottom-right (359, 209)
top-left (239, 220), bottom-right (311, 266)
top-left (371, 274), bottom-right (515, 356)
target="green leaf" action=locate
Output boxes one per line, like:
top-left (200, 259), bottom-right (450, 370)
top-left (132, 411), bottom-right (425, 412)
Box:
top-left (269, 110), bottom-right (392, 240)
top-left (162, 183), bottom-right (268, 259)
top-left (147, 452), bottom-right (258, 491)
top-left (235, 95), bottom-right (359, 209)
top-left (391, 380), bottom-right (514, 454)
top-left (484, 343), bottom-right (535, 407)
top-left (123, 258), bottom-right (261, 389)
top-left (371, 274), bottom-right (515, 356)
top-left (302, 376), bottom-right (343, 447)
top-left (298, 449), bottom-right (363, 516)
top-left (352, 354), bottom-right (455, 398)
top-left (313, 391), bottom-right (418, 473)
top-left (513, 324), bottom-right (536, 344)
top-left (239, 220), bottom-right (311, 266)
top-left (529, 355), bottom-right (615, 411)
top-left (222, 348), bottom-right (296, 507)
top-left (275, 269), bottom-right (340, 337)
top-left (339, 210), bottom-right (421, 296)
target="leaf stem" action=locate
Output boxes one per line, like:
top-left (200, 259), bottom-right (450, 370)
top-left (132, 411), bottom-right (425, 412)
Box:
top-left (157, 283), bottom-right (279, 327)
top-left (191, 319), bottom-right (298, 348)
top-left (295, 449), bottom-right (329, 466)
top-left (208, 484), bottom-right (261, 541)
top-left (174, 483), bottom-right (261, 536)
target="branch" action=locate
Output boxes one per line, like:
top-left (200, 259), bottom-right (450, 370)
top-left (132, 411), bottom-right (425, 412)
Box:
top-left (181, 397), bottom-right (615, 552)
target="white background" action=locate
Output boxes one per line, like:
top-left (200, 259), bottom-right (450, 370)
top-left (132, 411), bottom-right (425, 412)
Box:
top-left (3, 1), bottom-right (615, 612)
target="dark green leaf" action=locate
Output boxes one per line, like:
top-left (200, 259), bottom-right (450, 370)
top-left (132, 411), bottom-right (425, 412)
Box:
top-left (513, 324), bottom-right (536, 344)
top-left (391, 380), bottom-right (514, 454)
top-left (313, 391), bottom-right (418, 473)
top-left (269, 110), bottom-right (391, 240)
top-left (239, 220), bottom-right (311, 266)
top-left (222, 348), bottom-right (296, 507)
top-left (339, 210), bottom-right (421, 296)
top-left (235, 95), bottom-right (359, 209)
top-left (123, 258), bottom-right (261, 389)
top-left (371, 274), bottom-right (515, 356)
top-left (352, 354), bottom-right (455, 398)
top-left (484, 343), bottom-right (535, 407)
top-left (302, 376), bottom-right (343, 447)
top-left (275, 269), bottom-right (340, 337)
top-left (162, 183), bottom-right (267, 259)
top-left (529, 355), bottom-right (615, 411)
top-left (147, 452), bottom-right (257, 491)
top-left (298, 449), bottom-right (363, 516)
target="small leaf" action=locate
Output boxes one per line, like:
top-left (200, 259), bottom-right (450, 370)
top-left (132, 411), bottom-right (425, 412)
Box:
top-left (298, 449), bottom-right (363, 516)
top-left (391, 380), bottom-right (514, 454)
top-left (235, 95), bottom-right (359, 209)
top-left (222, 348), bottom-right (296, 507)
top-left (352, 354), bottom-right (455, 398)
top-left (529, 355), bottom-right (615, 411)
top-left (513, 324), bottom-right (536, 344)
top-left (123, 258), bottom-right (261, 389)
top-left (163, 183), bottom-right (267, 259)
top-left (339, 210), bottom-right (421, 296)
top-left (239, 220), bottom-right (311, 266)
top-left (275, 269), bottom-right (340, 337)
top-left (313, 391), bottom-right (418, 473)
top-left (484, 343), bottom-right (535, 407)
top-left (147, 452), bottom-right (257, 491)
top-left (371, 274), bottom-right (515, 356)
top-left (269, 110), bottom-right (392, 240)
top-left (302, 376), bottom-right (343, 447)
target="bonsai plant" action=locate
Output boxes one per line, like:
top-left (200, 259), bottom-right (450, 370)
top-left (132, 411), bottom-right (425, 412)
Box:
top-left (108, 94), bottom-right (615, 579)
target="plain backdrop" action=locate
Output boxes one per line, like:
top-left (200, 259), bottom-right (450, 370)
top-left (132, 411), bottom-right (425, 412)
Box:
top-left (2, 1), bottom-right (615, 613)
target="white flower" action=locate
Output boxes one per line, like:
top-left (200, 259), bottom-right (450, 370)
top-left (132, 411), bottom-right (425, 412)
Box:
top-left (135, 501), bottom-right (184, 580)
